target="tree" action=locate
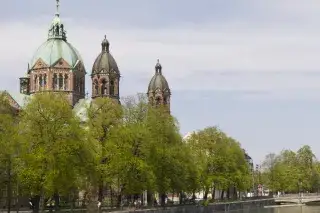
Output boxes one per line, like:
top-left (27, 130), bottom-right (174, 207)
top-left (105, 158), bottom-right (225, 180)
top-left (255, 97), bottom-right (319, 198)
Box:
top-left (261, 145), bottom-right (320, 194)
top-left (186, 126), bottom-right (251, 200)
top-left (17, 92), bottom-right (93, 213)
top-left (85, 97), bottom-right (123, 207)
top-left (144, 105), bottom-right (184, 205)
top-left (0, 93), bottom-right (20, 213)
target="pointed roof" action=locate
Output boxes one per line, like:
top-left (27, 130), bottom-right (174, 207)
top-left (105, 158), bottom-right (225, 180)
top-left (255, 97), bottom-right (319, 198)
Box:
top-left (0, 90), bottom-right (21, 112)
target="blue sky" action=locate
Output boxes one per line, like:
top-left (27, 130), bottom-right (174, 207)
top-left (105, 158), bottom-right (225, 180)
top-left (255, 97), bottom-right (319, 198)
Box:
top-left (1, 0), bottom-right (320, 163)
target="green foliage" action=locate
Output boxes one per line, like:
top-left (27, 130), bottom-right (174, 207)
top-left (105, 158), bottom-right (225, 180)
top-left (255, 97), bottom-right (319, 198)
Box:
top-left (261, 145), bottom-right (320, 193)
top-left (187, 126), bottom-right (251, 198)
top-left (0, 93), bottom-right (20, 197)
top-left (17, 93), bottom-right (95, 196)
top-left (0, 91), bottom-right (254, 205)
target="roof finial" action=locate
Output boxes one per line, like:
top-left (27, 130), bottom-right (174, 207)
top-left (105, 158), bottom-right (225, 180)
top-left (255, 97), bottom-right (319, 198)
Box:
top-left (104, 35), bottom-right (106, 39)
top-left (56, 0), bottom-right (60, 16)
top-left (155, 59), bottom-right (162, 74)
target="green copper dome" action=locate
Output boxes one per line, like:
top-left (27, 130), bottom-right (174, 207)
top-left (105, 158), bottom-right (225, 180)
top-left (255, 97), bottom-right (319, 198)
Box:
top-left (30, 39), bottom-right (83, 69)
top-left (29, 0), bottom-right (83, 70)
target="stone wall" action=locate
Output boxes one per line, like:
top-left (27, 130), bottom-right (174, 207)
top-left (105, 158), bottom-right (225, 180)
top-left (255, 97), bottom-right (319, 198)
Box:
top-left (106, 198), bottom-right (274, 213)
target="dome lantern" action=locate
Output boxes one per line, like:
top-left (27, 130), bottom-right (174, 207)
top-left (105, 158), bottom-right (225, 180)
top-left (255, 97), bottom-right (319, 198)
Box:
top-left (48, 0), bottom-right (67, 41)
top-left (155, 59), bottom-right (162, 74)
top-left (101, 35), bottom-right (110, 52)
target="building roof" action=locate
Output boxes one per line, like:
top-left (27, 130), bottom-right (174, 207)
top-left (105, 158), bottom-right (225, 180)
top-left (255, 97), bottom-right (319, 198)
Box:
top-left (92, 35), bottom-right (120, 76)
top-left (147, 60), bottom-right (170, 94)
top-left (30, 39), bottom-right (83, 69)
top-left (0, 91), bottom-right (21, 111)
top-left (29, 0), bottom-right (84, 70)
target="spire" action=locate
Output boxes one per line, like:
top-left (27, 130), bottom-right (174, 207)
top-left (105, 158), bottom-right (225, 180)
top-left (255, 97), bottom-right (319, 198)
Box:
top-left (55, 0), bottom-right (60, 17)
top-left (155, 59), bottom-right (162, 74)
top-left (48, 0), bottom-right (67, 41)
top-left (101, 35), bottom-right (110, 52)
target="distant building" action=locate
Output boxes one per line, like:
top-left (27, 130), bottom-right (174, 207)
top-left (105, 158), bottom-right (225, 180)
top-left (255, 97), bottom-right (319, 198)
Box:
top-left (147, 60), bottom-right (171, 111)
top-left (0, 90), bottom-right (21, 113)
top-left (17, 0), bottom-right (171, 110)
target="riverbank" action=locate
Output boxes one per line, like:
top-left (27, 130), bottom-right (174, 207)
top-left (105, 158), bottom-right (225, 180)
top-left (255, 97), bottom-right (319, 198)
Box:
top-left (105, 198), bottom-right (275, 213)
top-left (0, 198), bottom-right (274, 213)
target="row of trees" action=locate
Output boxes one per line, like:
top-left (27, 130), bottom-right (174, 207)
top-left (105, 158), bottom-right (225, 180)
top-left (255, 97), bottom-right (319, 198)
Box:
top-left (260, 145), bottom-right (320, 193)
top-left (0, 92), bottom-right (252, 212)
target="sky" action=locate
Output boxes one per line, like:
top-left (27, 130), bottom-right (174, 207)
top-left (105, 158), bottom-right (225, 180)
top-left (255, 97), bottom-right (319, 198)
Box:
top-left (1, 0), bottom-right (320, 163)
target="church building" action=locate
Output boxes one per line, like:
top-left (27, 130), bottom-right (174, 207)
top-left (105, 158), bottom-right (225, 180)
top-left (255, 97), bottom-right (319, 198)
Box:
top-left (19, 0), bottom-right (171, 111)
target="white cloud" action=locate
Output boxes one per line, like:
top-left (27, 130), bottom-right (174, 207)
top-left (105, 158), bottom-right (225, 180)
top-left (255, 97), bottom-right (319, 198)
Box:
top-left (1, 4), bottom-right (320, 101)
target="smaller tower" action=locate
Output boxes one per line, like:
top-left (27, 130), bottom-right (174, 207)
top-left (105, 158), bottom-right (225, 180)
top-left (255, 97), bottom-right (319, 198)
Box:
top-left (147, 59), bottom-right (171, 111)
top-left (91, 35), bottom-right (120, 103)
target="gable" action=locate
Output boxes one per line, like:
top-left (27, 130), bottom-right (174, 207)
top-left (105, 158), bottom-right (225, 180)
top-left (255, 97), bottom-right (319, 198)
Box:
top-left (32, 58), bottom-right (48, 70)
top-left (53, 58), bottom-right (71, 69)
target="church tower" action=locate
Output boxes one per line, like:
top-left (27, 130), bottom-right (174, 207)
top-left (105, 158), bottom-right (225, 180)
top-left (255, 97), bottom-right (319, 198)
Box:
top-left (147, 60), bottom-right (171, 111)
top-left (19, 0), bottom-right (86, 106)
top-left (91, 36), bottom-right (120, 103)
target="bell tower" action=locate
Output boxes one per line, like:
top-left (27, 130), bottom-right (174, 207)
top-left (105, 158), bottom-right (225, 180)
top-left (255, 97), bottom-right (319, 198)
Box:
top-left (91, 35), bottom-right (120, 103)
top-left (147, 60), bottom-right (171, 111)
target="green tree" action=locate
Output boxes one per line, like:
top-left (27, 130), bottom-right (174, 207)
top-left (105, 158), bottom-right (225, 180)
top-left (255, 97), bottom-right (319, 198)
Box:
top-left (85, 97), bottom-right (122, 207)
top-left (17, 93), bottom-right (93, 213)
top-left (0, 93), bottom-right (20, 213)
top-left (261, 145), bottom-right (319, 194)
top-left (144, 105), bottom-right (183, 206)
top-left (187, 126), bottom-right (251, 200)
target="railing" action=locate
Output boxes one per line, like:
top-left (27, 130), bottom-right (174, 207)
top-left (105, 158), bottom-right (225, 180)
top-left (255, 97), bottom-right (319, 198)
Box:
top-left (278, 193), bottom-right (319, 198)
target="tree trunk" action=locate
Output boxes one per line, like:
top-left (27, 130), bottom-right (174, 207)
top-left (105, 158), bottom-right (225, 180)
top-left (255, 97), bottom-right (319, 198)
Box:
top-left (86, 186), bottom-right (99, 213)
top-left (39, 190), bottom-right (45, 213)
top-left (98, 180), bottom-right (103, 203)
top-left (7, 157), bottom-right (12, 213)
top-left (160, 193), bottom-right (166, 207)
top-left (53, 192), bottom-right (60, 211)
top-left (116, 193), bottom-right (122, 208)
top-left (147, 191), bottom-right (153, 206)
top-left (31, 195), bottom-right (40, 213)
top-left (220, 190), bottom-right (224, 200)
top-left (203, 187), bottom-right (209, 200)
top-left (212, 187), bottom-right (216, 201)
top-left (110, 186), bottom-right (114, 208)
top-left (179, 191), bottom-right (183, 204)
top-left (233, 186), bottom-right (237, 199)
top-left (226, 187), bottom-right (230, 199)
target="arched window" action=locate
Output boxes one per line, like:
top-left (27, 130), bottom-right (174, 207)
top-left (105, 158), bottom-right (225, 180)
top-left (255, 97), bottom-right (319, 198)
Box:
top-left (64, 74), bottom-right (68, 90)
top-left (43, 74), bottom-right (47, 88)
top-left (77, 77), bottom-right (81, 93)
top-left (34, 75), bottom-right (38, 91)
top-left (53, 74), bottom-right (57, 90)
top-left (59, 74), bottom-right (63, 90)
top-left (79, 77), bottom-right (83, 93)
top-left (155, 97), bottom-right (161, 106)
top-left (101, 79), bottom-right (107, 95)
top-left (94, 79), bottom-right (99, 95)
top-left (39, 75), bottom-right (43, 90)
top-left (109, 80), bottom-right (114, 96)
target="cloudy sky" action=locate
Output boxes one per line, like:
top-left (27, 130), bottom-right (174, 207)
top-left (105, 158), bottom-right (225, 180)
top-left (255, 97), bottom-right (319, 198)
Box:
top-left (1, 0), bottom-right (320, 163)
